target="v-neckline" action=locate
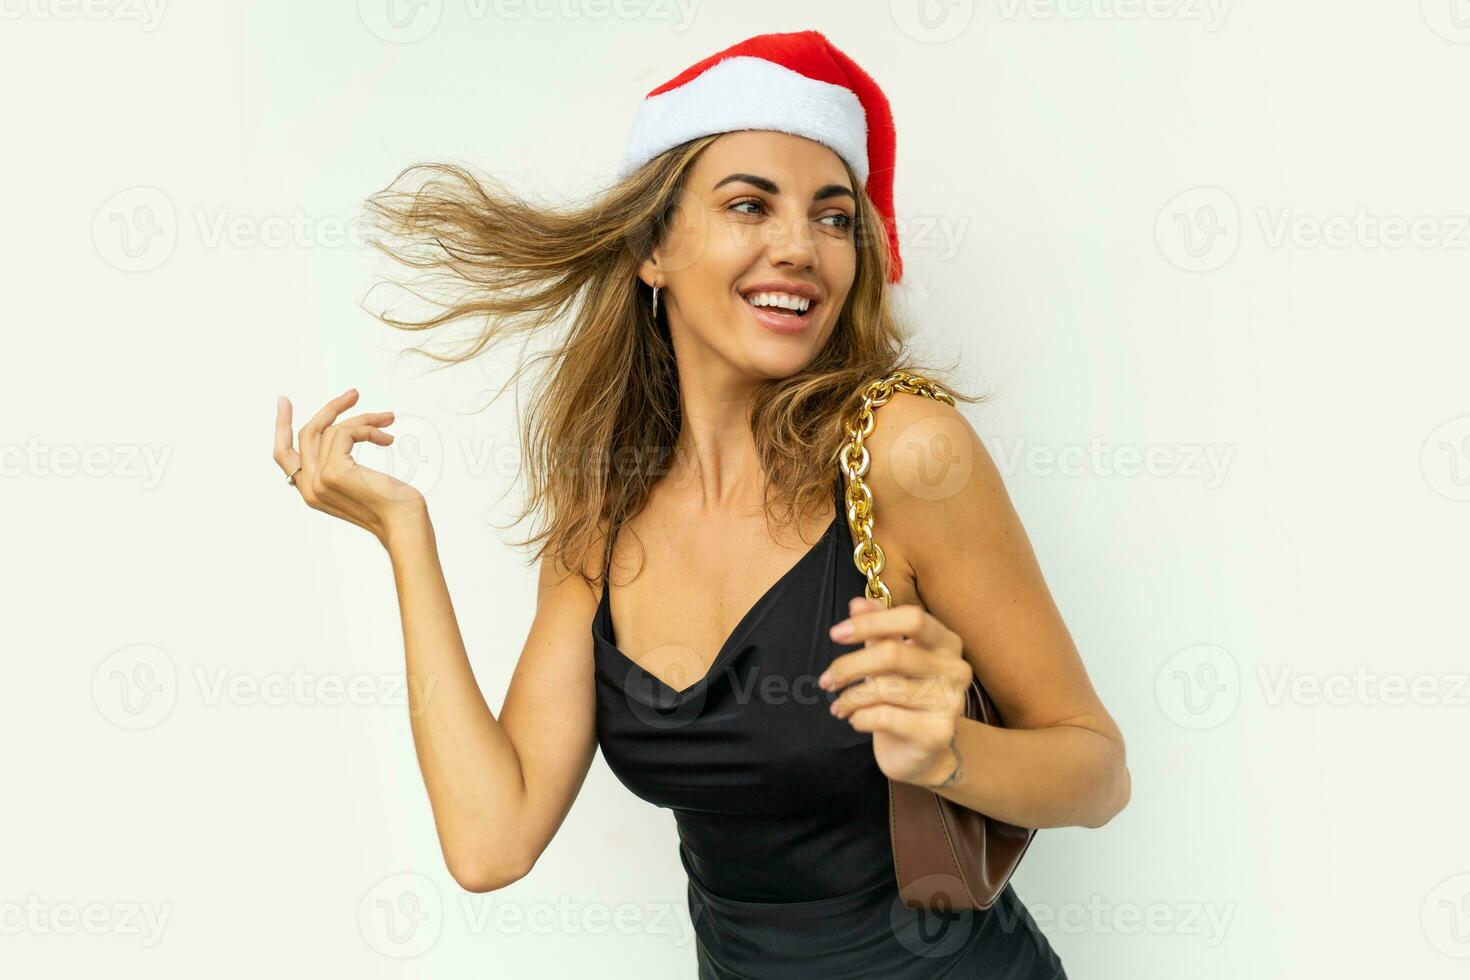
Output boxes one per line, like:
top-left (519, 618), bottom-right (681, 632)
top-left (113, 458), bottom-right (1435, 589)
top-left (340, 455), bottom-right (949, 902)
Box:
top-left (596, 477), bottom-right (844, 698)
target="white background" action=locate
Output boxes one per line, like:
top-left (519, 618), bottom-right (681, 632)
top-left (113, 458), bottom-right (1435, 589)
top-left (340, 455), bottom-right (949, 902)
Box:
top-left (3, 2), bottom-right (1468, 977)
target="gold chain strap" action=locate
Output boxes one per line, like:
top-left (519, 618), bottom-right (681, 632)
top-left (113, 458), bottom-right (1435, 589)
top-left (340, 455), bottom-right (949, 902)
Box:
top-left (837, 370), bottom-right (956, 609)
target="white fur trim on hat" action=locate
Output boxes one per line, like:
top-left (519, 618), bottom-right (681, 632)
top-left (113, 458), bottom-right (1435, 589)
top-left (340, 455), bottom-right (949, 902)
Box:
top-left (618, 56), bottom-right (869, 182)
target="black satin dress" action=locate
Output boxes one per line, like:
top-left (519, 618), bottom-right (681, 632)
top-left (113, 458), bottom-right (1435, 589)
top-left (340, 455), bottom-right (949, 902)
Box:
top-left (592, 474), bottom-right (1067, 979)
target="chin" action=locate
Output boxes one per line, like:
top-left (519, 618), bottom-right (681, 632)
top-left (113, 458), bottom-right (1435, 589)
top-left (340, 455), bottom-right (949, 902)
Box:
top-left (743, 345), bottom-right (817, 381)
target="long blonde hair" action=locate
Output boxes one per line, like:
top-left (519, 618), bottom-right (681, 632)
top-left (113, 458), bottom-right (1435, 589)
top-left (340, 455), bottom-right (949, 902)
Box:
top-left (359, 135), bottom-right (985, 589)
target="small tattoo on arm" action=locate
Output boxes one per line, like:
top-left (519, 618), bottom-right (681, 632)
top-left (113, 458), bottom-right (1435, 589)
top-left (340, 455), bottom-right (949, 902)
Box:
top-left (932, 735), bottom-right (962, 788)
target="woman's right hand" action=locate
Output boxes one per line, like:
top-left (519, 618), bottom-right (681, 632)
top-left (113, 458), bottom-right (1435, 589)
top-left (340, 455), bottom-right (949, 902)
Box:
top-left (273, 387), bottom-right (426, 546)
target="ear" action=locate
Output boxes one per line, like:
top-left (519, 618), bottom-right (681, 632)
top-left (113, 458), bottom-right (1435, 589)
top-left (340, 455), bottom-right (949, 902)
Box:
top-left (637, 254), bottom-right (662, 289)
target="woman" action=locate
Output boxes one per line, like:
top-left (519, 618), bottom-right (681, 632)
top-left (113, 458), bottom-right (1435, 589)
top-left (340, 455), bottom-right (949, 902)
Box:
top-left (273, 30), bottom-right (1127, 979)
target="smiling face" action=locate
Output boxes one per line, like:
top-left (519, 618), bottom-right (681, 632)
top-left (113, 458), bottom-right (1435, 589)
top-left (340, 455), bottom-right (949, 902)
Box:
top-left (639, 130), bottom-right (859, 381)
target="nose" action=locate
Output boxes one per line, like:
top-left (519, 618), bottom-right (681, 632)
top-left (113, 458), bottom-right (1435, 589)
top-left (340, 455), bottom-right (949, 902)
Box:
top-left (764, 211), bottom-right (818, 272)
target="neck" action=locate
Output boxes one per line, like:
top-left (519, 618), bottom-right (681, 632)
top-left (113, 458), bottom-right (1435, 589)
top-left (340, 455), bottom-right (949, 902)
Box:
top-left (663, 359), bottom-right (767, 516)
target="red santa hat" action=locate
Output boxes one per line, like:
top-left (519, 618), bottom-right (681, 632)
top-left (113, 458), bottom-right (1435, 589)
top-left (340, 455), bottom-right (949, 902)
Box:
top-left (618, 30), bottom-right (904, 284)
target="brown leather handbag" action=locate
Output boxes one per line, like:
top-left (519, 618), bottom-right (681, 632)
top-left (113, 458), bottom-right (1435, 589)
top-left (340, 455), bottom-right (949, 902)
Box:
top-left (836, 370), bottom-right (1037, 913)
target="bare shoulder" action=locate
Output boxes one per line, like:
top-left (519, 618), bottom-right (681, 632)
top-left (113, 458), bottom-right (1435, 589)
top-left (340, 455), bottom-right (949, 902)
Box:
top-left (534, 526), bottom-right (607, 611)
top-left (857, 387), bottom-right (978, 469)
top-left (860, 386), bottom-right (1005, 506)
top-left (851, 389), bottom-right (1011, 592)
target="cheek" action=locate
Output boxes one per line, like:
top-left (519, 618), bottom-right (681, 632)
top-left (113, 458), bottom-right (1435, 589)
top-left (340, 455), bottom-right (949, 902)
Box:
top-left (810, 236), bottom-right (855, 284)
top-left (825, 234), bottom-right (858, 270)
top-left (710, 222), bottom-right (769, 266)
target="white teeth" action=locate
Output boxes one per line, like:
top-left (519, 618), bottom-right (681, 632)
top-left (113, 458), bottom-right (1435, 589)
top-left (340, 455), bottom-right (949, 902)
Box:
top-left (744, 291), bottom-right (811, 313)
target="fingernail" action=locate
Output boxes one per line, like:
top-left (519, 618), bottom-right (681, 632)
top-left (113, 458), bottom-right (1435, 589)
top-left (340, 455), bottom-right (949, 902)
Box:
top-left (830, 621), bottom-right (853, 641)
top-left (818, 671), bottom-right (832, 688)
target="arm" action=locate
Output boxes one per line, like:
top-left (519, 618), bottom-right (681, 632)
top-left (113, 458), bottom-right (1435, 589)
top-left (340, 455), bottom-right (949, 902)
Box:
top-left (844, 392), bottom-right (1130, 830)
top-left (385, 507), bottom-right (600, 890)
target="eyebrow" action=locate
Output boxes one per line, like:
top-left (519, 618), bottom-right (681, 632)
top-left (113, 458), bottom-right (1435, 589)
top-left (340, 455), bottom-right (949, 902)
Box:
top-left (712, 173), bottom-right (854, 203)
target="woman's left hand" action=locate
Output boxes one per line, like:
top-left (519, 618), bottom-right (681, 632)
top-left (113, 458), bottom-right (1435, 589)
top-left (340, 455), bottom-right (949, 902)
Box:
top-left (820, 596), bottom-right (976, 788)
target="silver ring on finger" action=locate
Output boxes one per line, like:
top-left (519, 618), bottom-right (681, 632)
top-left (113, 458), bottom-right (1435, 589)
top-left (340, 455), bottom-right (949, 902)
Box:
top-left (287, 466), bottom-right (303, 486)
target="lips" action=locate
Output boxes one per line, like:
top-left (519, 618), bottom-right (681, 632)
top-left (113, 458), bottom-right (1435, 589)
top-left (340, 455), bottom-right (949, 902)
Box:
top-left (742, 294), bottom-right (817, 335)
